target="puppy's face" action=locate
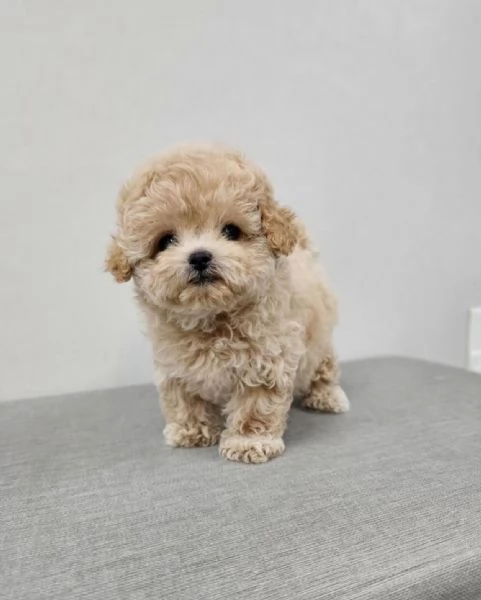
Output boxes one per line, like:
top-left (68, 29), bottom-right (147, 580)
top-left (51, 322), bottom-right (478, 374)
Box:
top-left (107, 147), bottom-right (300, 317)
top-left (132, 188), bottom-right (275, 314)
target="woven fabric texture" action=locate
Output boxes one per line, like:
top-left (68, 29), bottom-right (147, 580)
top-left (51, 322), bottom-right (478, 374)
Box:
top-left (1, 358), bottom-right (480, 599)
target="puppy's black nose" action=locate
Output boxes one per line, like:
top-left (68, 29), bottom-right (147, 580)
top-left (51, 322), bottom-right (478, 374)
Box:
top-left (188, 250), bottom-right (213, 271)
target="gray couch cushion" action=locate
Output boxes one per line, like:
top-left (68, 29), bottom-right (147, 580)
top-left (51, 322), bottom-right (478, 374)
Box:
top-left (1, 358), bottom-right (480, 599)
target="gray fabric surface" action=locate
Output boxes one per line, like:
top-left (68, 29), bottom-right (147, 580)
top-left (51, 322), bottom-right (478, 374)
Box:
top-left (1, 358), bottom-right (480, 600)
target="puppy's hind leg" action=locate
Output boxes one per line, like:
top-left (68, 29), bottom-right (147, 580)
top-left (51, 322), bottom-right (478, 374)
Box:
top-left (301, 354), bottom-right (350, 413)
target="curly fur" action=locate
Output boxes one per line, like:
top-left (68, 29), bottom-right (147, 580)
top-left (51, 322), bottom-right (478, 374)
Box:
top-left (106, 144), bottom-right (349, 463)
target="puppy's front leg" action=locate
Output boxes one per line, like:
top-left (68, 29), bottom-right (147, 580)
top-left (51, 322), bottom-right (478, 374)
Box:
top-left (220, 386), bottom-right (290, 464)
top-left (160, 378), bottom-right (222, 448)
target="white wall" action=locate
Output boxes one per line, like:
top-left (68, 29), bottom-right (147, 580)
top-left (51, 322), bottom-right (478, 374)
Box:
top-left (1, 1), bottom-right (480, 400)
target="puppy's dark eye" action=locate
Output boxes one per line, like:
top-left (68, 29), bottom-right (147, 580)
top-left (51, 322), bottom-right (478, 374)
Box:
top-left (155, 233), bottom-right (176, 254)
top-left (221, 224), bottom-right (241, 241)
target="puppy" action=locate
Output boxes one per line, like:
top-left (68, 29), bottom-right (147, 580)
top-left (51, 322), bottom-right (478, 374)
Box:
top-left (106, 145), bottom-right (349, 463)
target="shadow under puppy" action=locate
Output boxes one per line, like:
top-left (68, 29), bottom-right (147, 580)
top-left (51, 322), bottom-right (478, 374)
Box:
top-left (106, 144), bottom-right (349, 463)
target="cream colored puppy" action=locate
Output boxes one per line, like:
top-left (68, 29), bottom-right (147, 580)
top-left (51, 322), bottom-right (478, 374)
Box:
top-left (106, 145), bottom-right (349, 463)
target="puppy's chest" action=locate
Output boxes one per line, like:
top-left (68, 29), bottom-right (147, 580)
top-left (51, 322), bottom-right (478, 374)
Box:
top-left (160, 331), bottom-right (267, 404)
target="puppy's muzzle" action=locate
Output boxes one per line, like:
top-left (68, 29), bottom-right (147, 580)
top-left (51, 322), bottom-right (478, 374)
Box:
top-left (188, 249), bottom-right (218, 284)
top-left (188, 250), bottom-right (213, 273)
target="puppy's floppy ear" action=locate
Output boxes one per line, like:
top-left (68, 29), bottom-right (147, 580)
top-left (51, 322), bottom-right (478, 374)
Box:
top-left (259, 196), bottom-right (301, 256)
top-left (105, 237), bottom-right (132, 283)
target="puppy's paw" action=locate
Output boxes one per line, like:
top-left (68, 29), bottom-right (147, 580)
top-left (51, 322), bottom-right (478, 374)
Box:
top-left (219, 434), bottom-right (285, 464)
top-left (302, 384), bottom-right (350, 413)
top-left (164, 423), bottom-right (220, 448)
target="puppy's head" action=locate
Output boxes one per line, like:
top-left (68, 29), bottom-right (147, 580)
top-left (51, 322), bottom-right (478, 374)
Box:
top-left (106, 145), bottom-right (302, 316)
